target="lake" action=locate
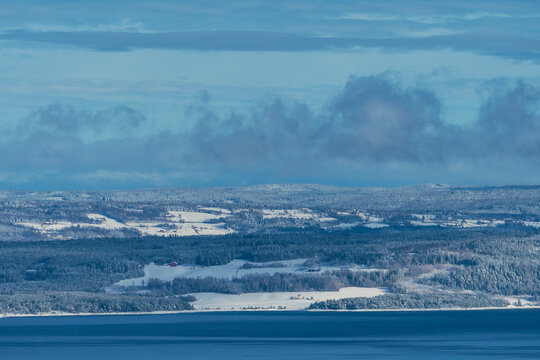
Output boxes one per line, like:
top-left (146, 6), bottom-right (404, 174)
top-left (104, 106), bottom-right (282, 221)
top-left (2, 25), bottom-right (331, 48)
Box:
top-left (1, 309), bottom-right (539, 359)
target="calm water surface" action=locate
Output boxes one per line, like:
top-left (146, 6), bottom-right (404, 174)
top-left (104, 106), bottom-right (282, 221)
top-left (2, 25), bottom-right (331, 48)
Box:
top-left (1, 309), bottom-right (539, 359)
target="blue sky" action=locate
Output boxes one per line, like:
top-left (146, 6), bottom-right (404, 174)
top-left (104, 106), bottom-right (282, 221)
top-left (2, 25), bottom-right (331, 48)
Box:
top-left (1, 0), bottom-right (539, 189)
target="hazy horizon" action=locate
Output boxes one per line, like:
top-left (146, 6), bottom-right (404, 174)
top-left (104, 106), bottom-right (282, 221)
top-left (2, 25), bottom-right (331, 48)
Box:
top-left (2, 182), bottom-right (540, 193)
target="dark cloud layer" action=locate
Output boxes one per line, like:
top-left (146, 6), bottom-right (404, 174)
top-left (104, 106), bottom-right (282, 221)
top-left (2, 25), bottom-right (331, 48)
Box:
top-left (181, 75), bottom-right (459, 168)
top-left (1, 73), bottom-right (539, 189)
top-left (2, 30), bottom-right (540, 61)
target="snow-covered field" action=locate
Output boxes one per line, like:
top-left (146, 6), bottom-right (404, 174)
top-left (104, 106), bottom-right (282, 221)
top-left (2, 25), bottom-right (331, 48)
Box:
top-left (167, 210), bottom-right (230, 223)
top-left (410, 220), bottom-right (439, 227)
top-left (261, 209), bottom-right (336, 222)
top-left (113, 259), bottom-right (383, 288)
top-left (522, 221), bottom-right (540, 228)
top-left (364, 223), bottom-right (390, 229)
top-left (124, 221), bottom-right (232, 237)
top-left (17, 210), bottom-right (233, 237)
top-left (326, 211), bottom-right (390, 230)
top-left (16, 221), bottom-right (73, 232)
top-left (87, 213), bottom-right (127, 230)
top-left (17, 214), bottom-right (129, 233)
top-left (16, 204), bottom-right (518, 240)
top-left (190, 287), bottom-right (387, 310)
top-left (410, 218), bottom-right (506, 228)
top-left (327, 220), bottom-right (389, 230)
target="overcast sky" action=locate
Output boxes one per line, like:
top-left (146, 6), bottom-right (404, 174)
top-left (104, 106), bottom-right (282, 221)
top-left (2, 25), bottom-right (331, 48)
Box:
top-left (1, 0), bottom-right (539, 190)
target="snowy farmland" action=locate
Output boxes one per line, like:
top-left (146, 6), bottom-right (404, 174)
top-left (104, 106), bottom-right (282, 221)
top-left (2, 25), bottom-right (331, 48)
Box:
top-left (261, 209), bottom-right (336, 222)
top-left (167, 210), bottom-right (230, 223)
top-left (409, 215), bottom-right (506, 228)
top-left (17, 210), bottom-right (234, 238)
top-left (113, 258), bottom-right (383, 288)
top-left (12, 195), bottom-right (517, 242)
top-left (110, 258), bottom-right (389, 311)
top-left (190, 287), bottom-right (387, 310)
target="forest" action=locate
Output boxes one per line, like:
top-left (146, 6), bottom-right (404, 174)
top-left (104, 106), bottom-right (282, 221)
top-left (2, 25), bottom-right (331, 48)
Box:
top-left (1, 224), bottom-right (539, 313)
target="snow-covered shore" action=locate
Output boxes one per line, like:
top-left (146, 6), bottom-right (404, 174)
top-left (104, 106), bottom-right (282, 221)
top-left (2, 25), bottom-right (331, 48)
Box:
top-left (2, 305), bottom-right (540, 319)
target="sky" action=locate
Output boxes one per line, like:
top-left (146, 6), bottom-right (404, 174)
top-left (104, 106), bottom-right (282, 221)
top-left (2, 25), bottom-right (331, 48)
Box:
top-left (1, 0), bottom-right (540, 190)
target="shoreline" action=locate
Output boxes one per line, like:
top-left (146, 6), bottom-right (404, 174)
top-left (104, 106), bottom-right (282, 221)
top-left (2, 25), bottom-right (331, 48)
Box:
top-left (2, 305), bottom-right (540, 319)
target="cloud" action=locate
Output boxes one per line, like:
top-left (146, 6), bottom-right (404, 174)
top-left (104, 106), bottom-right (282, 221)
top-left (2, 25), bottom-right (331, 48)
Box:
top-left (473, 80), bottom-right (540, 157)
top-left (0, 30), bottom-right (341, 52)
top-left (178, 74), bottom-right (451, 170)
top-left (1, 73), bottom-right (540, 189)
top-left (182, 92), bottom-right (319, 169)
top-left (0, 20), bottom-right (148, 33)
top-left (2, 30), bottom-right (540, 61)
top-left (14, 104), bottom-right (146, 141)
top-left (322, 74), bottom-right (448, 162)
top-left (395, 28), bottom-right (465, 38)
top-left (338, 12), bottom-right (540, 24)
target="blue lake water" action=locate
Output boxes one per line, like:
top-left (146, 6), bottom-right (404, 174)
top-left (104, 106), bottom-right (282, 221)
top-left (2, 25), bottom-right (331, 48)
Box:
top-left (1, 309), bottom-right (540, 359)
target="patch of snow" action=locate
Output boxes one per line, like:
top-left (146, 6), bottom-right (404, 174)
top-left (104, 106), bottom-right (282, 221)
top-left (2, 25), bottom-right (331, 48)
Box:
top-left (412, 214), bottom-right (436, 220)
top-left (368, 215), bottom-right (384, 223)
top-left (17, 221), bottom-right (73, 233)
top-left (455, 219), bottom-right (505, 228)
top-left (410, 220), bottom-right (439, 227)
top-left (167, 210), bottom-right (229, 223)
top-left (86, 214), bottom-right (127, 230)
top-left (356, 212), bottom-right (369, 221)
top-left (522, 221), bottom-right (540, 228)
top-left (410, 218), bottom-right (506, 228)
top-left (18, 214), bottom-right (129, 234)
top-left (505, 297), bottom-right (535, 307)
top-left (125, 221), bottom-right (233, 237)
top-left (44, 196), bottom-right (64, 201)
